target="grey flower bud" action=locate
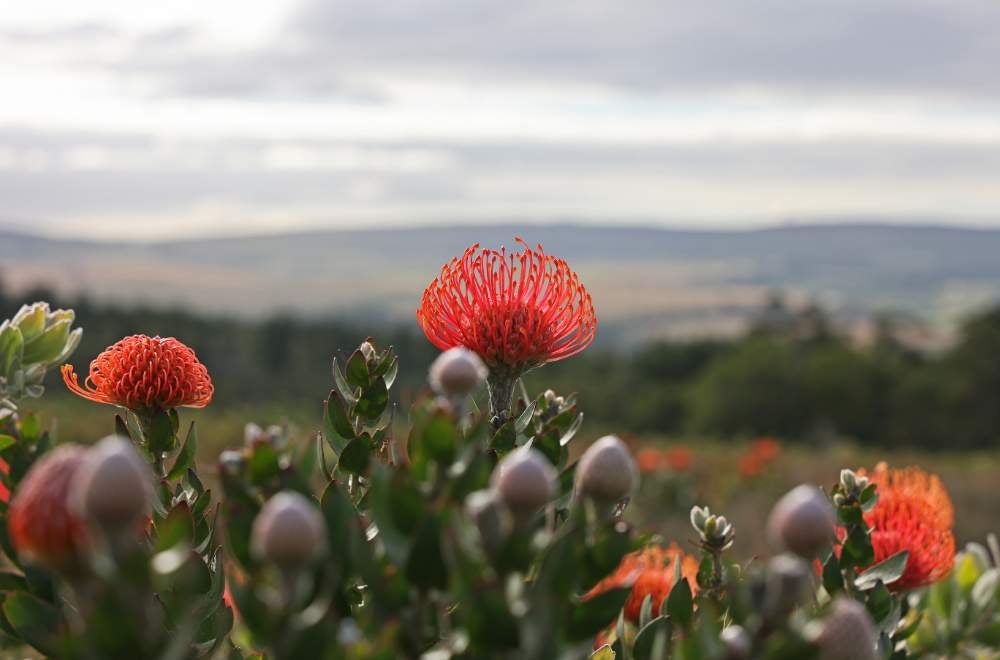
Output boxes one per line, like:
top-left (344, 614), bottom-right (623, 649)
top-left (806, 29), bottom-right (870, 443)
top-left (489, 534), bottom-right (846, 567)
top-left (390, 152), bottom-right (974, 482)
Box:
top-left (359, 340), bottom-right (377, 362)
top-left (429, 347), bottom-right (488, 399)
top-left (814, 597), bottom-right (879, 660)
top-left (490, 448), bottom-right (556, 522)
top-left (574, 435), bottom-right (638, 504)
top-left (465, 489), bottom-right (510, 554)
top-left (251, 491), bottom-right (327, 569)
top-left (763, 554), bottom-right (812, 620)
top-left (767, 485), bottom-right (836, 558)
top-left (719, 625), bottom-right (752, 659)
top-left (69, 435), bottom-right (154, 533)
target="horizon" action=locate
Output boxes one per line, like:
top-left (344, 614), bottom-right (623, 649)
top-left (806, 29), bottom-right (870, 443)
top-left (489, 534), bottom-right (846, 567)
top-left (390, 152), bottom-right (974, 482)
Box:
top-left (6, 217), bottom-right (1000, 245)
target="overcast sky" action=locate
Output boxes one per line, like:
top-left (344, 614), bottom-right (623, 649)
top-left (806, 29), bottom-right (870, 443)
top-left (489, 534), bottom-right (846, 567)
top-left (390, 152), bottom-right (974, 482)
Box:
top-left (3, 0), bottom-right (1000, 240)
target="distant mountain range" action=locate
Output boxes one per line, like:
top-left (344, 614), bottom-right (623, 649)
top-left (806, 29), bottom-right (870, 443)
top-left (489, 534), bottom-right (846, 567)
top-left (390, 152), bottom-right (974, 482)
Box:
top-left (3, 223), bottom-right (1000, 344)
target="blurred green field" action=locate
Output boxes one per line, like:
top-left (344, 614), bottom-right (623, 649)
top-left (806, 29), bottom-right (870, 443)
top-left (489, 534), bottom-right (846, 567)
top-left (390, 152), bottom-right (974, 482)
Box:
top-left (30, 394), bottom-right (999, 564)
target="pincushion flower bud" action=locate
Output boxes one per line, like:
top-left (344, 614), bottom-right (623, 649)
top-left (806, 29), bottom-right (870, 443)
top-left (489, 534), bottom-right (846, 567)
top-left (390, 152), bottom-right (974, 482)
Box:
top-left (768, 485), bottom-right (835, 558)
top-left (490, 448), bottom-right (556, 522)
top-left (814, 597), bottom-right (878, 660)
top-left (762, 554), bottom-right (812, 620)
top-left (575, 435), bottom-right (638, 505)
top-left (719, 625), bottom-right (752, 659)
top-left (251, 491), bottom-right (327, 569)
top-left (429, 347), bottom-right (488, 399)
top-left (69, 436), bottom-right (154, 533)
top-left (7, 445), bottom-right (88, 570)
top-left (465, 489), bottom-right (510, 554)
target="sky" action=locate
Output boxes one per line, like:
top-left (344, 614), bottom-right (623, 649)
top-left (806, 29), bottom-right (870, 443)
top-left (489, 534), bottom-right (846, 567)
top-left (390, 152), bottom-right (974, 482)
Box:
top-left (2, 0), bottom-right (1000, 240)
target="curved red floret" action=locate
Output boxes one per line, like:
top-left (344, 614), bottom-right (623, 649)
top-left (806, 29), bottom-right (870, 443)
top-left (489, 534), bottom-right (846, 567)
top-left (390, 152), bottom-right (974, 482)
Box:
top-left (417, 238), bottom-right (596, 371)
top-left (62, 334), bottom-right (214, 412)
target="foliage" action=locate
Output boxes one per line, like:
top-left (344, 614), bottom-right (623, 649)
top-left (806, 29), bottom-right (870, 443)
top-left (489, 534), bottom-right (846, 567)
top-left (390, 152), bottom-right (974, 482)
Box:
top-left (0, 296), bottom-right (994, 659)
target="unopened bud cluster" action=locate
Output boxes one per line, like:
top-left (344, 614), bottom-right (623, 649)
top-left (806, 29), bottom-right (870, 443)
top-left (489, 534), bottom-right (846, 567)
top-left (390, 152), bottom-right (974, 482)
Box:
top-left (1, 302), bottom-right (82, 408)
top-left (690, 505), bottom-right (735, 551)
top-left (833, 469), bottom-right (870, 507)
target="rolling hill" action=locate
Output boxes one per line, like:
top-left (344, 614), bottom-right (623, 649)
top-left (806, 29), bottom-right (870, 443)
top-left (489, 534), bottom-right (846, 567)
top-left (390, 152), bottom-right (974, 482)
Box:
top-left (3, 223), bottom-right (999, 344)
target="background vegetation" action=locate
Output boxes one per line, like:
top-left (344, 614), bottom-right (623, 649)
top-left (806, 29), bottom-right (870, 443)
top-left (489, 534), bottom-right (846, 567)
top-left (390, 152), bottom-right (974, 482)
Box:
top-left (7, 281), bottom-right (1000, 452)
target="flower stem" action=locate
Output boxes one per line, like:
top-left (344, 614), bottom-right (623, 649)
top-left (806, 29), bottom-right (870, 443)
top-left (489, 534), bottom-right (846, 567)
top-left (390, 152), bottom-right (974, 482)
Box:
top-left (486, 368), bottom-right (519, 431)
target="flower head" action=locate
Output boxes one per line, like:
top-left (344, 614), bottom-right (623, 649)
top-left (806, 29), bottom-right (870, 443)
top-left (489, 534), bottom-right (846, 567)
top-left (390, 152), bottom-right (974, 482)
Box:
top-left (417, 238), bottom-right (596, 372)
top-left (8, 445), bottom-right (89, 570)
top-left (584, 543), bottom-right (699, 623)
top-left (61, 335), bottom-right (214, 412)
top-left (850, 463), bottom-right (955, 591)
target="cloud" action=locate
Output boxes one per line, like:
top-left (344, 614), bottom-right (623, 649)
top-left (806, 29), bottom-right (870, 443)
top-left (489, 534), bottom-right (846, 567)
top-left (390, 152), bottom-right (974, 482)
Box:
top-left (275, 0), bottom-right (1000, 98)
top-left (3, 126), bottom-right (1000, 240)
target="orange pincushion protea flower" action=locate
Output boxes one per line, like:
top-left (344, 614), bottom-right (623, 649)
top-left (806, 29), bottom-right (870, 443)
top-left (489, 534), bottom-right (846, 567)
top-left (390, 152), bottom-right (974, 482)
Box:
top-left (61, 335), bottom-right (213, 412)
top-left (8, 445), bottom-right (89, 570)
top-left (584, 543), bottom-right (699, 623)
top-left (850, 463), bottom-right (955, 591)
top-left (417, 238), bottom-right (596, 371)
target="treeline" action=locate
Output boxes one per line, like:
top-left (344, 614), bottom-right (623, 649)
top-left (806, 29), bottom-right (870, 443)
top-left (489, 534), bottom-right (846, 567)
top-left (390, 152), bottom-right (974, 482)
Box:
top-left (3, 282), bottom-right (1000, 450)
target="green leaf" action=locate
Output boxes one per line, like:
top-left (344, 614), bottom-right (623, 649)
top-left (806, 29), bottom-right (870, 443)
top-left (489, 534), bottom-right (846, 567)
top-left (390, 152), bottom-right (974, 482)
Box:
top-left (859, 483), bottom-right (879, 512)
top-left (822, 552), bottom-right (845, 596)
top-left (840, 525), bottom-right (875, 570)
top-left (0, 571), bottom-right (28, 591)
top-left (633, 616), bottom-right (672, 660)
top-left (2, 591), bottom-right (64, 655)
top-left (148, 408), bottom-right (176, 455)
top-left (514, 400), bottom-right (536, 433)
top-left (156, 503), bottom-right (195, 552)
top-left (18, 413), bottom-right (41, 443)
top-left (355, 377), bottom-right (389, 421)
top-left (0, 435), bottom-right (15, 452)
top-left (324, 391), bottom-right (356, 453)
top-left (864, 582), bottom-right (896, 629)
top-left (0, 324), bottom-right (24, 381)
top-left (332, 357), bottom-right (358, 403)
top-left (345, 349), bottom-right (369, 388)
top-left (337, 437), bottom-right (371, 475)
top-left (666, 577), bottom-right (693, 630)
top-left (21, 319), bottom-right (71, 364)
top-left (405, 515), bottom-right (448, 591)
top-left (321, 481), bottom-right (359, 572)
top-left (560, 412), bottom-right (584, 447)
top-left (567, 586), bottom-right (631, 640)
top-left (855, 550), bottom-right (909, 590)
top-left (591, 646), bottom-right (616, 660)
top-left (490, 420), bottom-right (517, 453)
top-left (167, 422), bottom-right (198, 480)
top-left (420, 411), bottom-right (459, 464)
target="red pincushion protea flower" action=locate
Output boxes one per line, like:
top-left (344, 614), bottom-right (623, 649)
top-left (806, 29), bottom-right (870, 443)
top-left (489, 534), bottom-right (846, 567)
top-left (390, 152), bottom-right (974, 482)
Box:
top-left (61, 335), bottom-right (214, 412)
top-left (847, 463), bottom-right (955, 591)
top-left (584, 543), bottom-right (699, 624)
top-left (417, 238), bottom-right (596, 372)
top-left (8, 444), bottom-right (89, 570)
